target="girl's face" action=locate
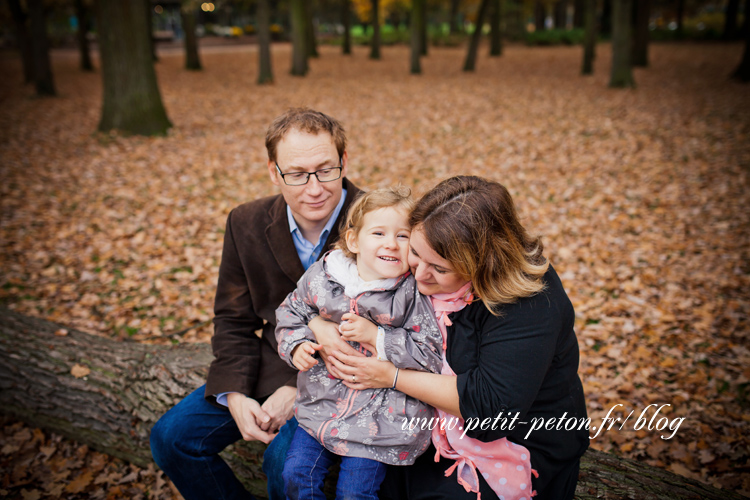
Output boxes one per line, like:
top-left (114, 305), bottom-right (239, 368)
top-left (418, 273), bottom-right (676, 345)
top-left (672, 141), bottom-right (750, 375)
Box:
top-left (346, 206), bottom-right (411, 282)
top-left (408, 227), bottom-right (469, 296)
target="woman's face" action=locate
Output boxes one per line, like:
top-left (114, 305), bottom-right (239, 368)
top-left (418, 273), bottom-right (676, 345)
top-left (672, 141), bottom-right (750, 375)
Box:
top-left (408, 227), bottom-right (469, 296)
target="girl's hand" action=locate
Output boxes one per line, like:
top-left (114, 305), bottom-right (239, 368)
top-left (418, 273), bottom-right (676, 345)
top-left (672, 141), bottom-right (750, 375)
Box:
top-left (339, 313), bottom-right (378, 346)
top-left (308, 316), bottom-right (364, 374)
top-left (291, 341), bottom-right (322, 371)
top-left (328, 349), bottom-right (397, 390)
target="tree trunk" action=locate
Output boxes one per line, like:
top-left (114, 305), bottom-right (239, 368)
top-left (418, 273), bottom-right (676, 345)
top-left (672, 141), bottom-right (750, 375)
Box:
top-left (410, 0), bottom-right (424, 74)
top-left (449, 0), bottom-right (461, 34)
top-left (342, 0), bottom-right (352, 55)
top-left (581, 0), bottom-right (597, 74)
top-left (27, 0), bottom-right (55, 96)
top-left (289, 0), bottom-right (308, 76)
top-left (535, 0), bottom-right (546, 31)
top-left (420, 0), bottom-right (428, 56)
top-left (304, 0), bottom-right (319, 58)
top-left (489, 0), bottom-right (502, 56)
top-left (463, 0), bottom-right (490, 71)
top-left (370, 0), bottom-right (381, 59)
top-left (632, 0), bottom-right (649, 66)
top-left (145, 0), bottom-right (157, 62)
top-left (181, 6), bottom-right (202, 71)
top-left (555, 0), bottom-right (567, 29)
top-left (75, 0), bottom-right (94, 71)
top-left (675, 0), bottom-right (684, 38)
top-left (723, 0), bottom-right (740, 40)
top-left (609, 0), bottom-right (635, 87)
top-left (7, 0), bottom-right (34, 84)
top-left (574, 0), bottom-right (585, 28)
top-left (96, 0), bottom-right (172, 136)
top-left (1, 309), bottom-right (745, 500)
top-left (600, 0), bottom-right (612, 36)
top-left (731, 12), bottom-right (750, 82)
top-left (257, 0), bottom-right (273, 83)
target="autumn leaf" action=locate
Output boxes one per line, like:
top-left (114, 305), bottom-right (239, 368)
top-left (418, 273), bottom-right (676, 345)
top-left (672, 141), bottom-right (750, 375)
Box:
top-left (64, 470), bottom-right (93, 494)
top-left (70, 364), bottom-right (91, 378)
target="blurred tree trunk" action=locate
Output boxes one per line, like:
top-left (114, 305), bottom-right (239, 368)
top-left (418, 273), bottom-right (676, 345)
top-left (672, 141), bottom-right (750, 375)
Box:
top-left (420, 0), bottom-right (428, 56)
top-left (449, 0), bottom-right (461, 34)
top-left (96, 0), bottom-right (172, 135)
top-left (342, 0), bottom-right (352, 55)
top-left (257, 0), bottom-right (273, 83)
top-left (74, 0), bottom-right (94, 71)
top-left (181, 5), bottom-right (202, 71)
top-left (632, 0), bottom-right (649, 67)
top-left (7, 0), bottom-right (34, 84)
top-left (722, 0), bottom-right (740, 40)
top-left (304, 0), bottom-right (319, 58)
top-left (554, 0), bottom-right (567, 29)
top-left (574, 0), bottom-right (585, 28)
top-left (675, 0), bottom-right (684, 38)
top-left (464, 0), bottom-right (490, 71)
top-left (600, 0), bottom-right (612, 36)
top-left (410, 0), bottom-right (424, 73)
top-left (1, 309), bottom-right (746, 500)
top-left (370, 0), bottom-right (381, 59)
top-left (146, 0), bottom-right (157, 61)
top-left (489, 0), bottom-right (502, 56)
top-left (28, 0), bottom-right (55, 96)
top-left (535, 0), bottom-right (546, 31)
top-left (290, 0), bottom-right (309, 75)
top-left (609, 0), bottom-right (635, 87)
top-left (581, 0), bottom-right (597, 74)
top-left (731, 11), bottom-right (750, 82)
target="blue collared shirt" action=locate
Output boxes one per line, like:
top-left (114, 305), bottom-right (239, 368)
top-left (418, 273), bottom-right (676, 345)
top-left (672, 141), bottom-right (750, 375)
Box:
top-left (287, 188), bottom-right (347, 271)
top-left (215, 189), bottom-right (347, 407)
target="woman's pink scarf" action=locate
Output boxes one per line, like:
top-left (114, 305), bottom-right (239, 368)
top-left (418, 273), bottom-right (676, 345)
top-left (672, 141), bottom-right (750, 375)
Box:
top-left (430, 283), bottom-right (537, 500)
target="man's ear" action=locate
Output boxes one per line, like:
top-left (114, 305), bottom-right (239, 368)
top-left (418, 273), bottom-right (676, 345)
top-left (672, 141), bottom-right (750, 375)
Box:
top-left (340, 151), bottom-right (349, 178)
top-left (268, 160), bottom-right (280, 186)
top-left (345, 228), bottom-right (359, 255)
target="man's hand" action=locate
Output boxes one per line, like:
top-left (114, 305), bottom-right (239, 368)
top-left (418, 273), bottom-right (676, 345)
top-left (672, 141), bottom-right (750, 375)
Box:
top-left (226, 392), bottom-right (275, 444)
top-left (259, 385), bottom-right (297, 434)
top-left (291, 341), bottom-right (323, 371)
top-left (339, 313), bottom-right (378, 346)
top-left (308, 316), bottom-right (364, 373)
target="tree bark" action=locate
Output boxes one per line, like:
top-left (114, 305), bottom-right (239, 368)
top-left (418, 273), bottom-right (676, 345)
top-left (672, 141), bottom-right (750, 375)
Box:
top-left (609, 0), bottom-right (635, 87)
top-left (410, 0), bottom-right (424, 74)
top-left (632, 0), bottom-right (649, 67)
top-left (581, 0), bottom-right (597, 74)
top-left (289, 0), bottom-right (309, 76)
top-left (257, 0), bottom-right (273, 83)
top-left (7, 0), bottom-right (34, 84)
top-left (342, 0), bottom-right (352, 55)
top-left (420, 0), bottom-right (428, 56)
top-left (600, 0), bottom-right (612, 36)
top-left (489, 0), bottom-right (502, 56)
top-left (574, 0), bottom-right (585, 28)
top-left (27, 0), bottom-right (55, 96)
top-left (370, 0), bottom-right (381, 60)
top-left (1, 309), bottom-right (746, 500)
top-left (463, 0), bottom-right (490, 71)
top-left (723, 0), bottom-right (740, 40)
top-left (535, 0), bottom-right (546, 31)
top-left (449, 0), bottom-right (461, 34)
top-left (731, 11), bottom-right (750, 82)
top-left (675, 0), bottom-right (684, 38)
top-left (75, 0), bottom-right (94, 71)
top-left (304, 0), bottom-right (319, 58)
top-left (181, 5), bottom-right (202, 71)
top-left (146, 0), bottom-right (157, 62)
top-left (96, 0), bottom-right (172, 135)
top-left (554, 0), bottom-right (567, 29)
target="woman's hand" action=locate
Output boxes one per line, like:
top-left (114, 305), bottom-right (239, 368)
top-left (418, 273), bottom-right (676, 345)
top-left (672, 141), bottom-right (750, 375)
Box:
top-left (339, 312), bottom-right (378, 346)
top-left (328, 349), bottom-right (397, 390)
top-left (308, 316), bottom-right (364, 374)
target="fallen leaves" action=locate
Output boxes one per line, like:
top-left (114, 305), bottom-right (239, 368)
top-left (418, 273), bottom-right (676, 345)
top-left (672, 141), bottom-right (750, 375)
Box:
top-left (1, 40), bottom-right (749, 496)
top-left (70, 364), bottom-right (90, 379)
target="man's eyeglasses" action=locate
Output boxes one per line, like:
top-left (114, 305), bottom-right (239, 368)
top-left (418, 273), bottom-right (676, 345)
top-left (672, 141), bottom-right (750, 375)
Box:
top-left (274, 158), bottom-right (343, 186)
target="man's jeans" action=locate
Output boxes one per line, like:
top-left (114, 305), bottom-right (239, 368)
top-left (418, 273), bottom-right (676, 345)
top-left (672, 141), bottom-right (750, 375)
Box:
top-left (150, 384), bottom-right (298, 500)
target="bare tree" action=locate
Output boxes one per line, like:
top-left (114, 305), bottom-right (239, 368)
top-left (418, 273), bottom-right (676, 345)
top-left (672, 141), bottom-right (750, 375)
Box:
top-left (257, 0), bottom-right (274, 83)
top-left (7, 0), bottom-right (34, 83)
top-left (370, 0), bottom-right (381, 59)
top-left (632, 0), bottom-right (649, 67)
top-left (489, 0), bottom-right (502, 56)
top-left (75, 0), bottom-right (94, 71)
top-left (609, 0), bottom-right (635, 87)
top-left (290, 0), bottom-right (309, 75)
top-left (28, 0), bottom-right (55, 96)
top-left (181, 2), bottom-right (202, 71)
top-left (464, 0), bottom-right (491, 71)
top-left (581, 0), bottom-right (597, 74)
top-left (411, 0), bottom-right (425, 74)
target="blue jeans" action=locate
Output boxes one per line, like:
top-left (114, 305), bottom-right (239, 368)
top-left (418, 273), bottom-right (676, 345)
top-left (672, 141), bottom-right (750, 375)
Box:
top-left (150, 384), bottom-right (298, 500)
top-left (283, 427), bottom-right (386, 500)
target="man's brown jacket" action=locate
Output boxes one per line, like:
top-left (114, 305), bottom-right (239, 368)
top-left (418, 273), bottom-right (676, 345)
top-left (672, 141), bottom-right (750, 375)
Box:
top-left (205, 179), bottom-right (361, 403)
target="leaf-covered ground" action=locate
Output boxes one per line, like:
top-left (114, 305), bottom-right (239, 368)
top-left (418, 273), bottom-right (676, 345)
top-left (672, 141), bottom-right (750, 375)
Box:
top-left (1, 40), bottom-right (748, 498)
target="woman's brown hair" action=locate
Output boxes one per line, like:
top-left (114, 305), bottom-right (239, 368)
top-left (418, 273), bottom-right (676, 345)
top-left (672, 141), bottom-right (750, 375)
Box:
top-left (410, 176), bottom-right (548, 312)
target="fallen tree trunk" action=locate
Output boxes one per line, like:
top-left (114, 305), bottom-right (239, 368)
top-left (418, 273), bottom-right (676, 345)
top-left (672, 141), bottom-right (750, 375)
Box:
top-left (0, 309), bottom-right (744, 500)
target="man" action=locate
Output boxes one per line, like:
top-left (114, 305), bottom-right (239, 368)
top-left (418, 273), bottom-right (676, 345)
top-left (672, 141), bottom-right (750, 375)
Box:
top-left (150, 109), bottom-right (362, 500)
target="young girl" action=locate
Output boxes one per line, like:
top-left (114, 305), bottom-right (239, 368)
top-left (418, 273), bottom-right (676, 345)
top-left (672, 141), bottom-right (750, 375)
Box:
top-left (275, 187), bottom-right (443, 500)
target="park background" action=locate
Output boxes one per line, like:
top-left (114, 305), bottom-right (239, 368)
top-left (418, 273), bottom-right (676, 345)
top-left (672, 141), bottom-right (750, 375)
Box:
top-left (1, 0), bottom-right (749, 498)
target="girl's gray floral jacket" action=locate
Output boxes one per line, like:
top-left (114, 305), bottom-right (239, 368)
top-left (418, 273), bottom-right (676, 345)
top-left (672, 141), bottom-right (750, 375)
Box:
top-left (275, 250), bottom-right (443, 466)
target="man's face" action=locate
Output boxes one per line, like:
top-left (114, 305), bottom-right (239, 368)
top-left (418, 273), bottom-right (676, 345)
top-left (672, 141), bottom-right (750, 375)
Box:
top-left (268, 129), bottom-right (348, 233)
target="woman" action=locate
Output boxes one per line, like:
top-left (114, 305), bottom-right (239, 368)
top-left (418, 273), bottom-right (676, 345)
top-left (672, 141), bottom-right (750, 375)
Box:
top-left (312, 176), bottom-right (589, 500)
